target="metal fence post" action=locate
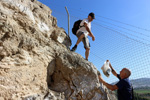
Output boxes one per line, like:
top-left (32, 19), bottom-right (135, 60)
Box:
top-left (65, 6), bottom-right (70, 37)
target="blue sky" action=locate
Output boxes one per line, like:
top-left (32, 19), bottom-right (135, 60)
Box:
top-left (38, 0), bottom-right (150, 83)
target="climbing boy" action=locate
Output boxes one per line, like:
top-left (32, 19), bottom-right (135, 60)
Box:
top-left (71, 12), bottom-right (95, 61)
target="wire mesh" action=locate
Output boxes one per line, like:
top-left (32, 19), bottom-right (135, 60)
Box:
top-left (51, 7), bottom-right (150, 86)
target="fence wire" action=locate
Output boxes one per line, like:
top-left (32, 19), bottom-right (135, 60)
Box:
top-left (51, 8), bottom-right (150, 86)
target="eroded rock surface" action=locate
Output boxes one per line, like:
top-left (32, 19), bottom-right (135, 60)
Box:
top-left (0, 0), bottom-right (116, 100)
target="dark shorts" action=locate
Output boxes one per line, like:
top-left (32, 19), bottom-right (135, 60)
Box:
top-left (76, 31), bottom-right (90, 49)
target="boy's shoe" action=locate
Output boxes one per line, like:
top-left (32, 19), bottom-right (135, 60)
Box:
top-left (85, 58), bottom-right (88, 61)
top-left (71, 45), bottom-right (77, 52)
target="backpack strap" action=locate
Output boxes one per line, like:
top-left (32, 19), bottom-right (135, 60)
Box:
top-left (131, 84), bottom-right (134, 100)
top-left (79, 21), bottom-right (84, 28)
top-left (79, 25), bottom-right (84, 29)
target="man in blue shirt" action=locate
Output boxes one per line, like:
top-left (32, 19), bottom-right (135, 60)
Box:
top-left (98, 60), bottom-right (132, 100)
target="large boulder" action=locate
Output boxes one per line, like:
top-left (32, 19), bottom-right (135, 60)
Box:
top-left (47, 52), bottom-right (116, 100)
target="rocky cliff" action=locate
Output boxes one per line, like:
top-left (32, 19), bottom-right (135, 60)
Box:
top-left (0, 0), bottom-right (116, 100)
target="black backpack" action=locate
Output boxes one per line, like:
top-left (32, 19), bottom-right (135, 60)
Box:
top-left (72, 20), bottom-right (82, 35)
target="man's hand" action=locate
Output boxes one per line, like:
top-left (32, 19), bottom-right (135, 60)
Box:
top-left (106, 60), bottom-right (112, 69)
top-left (106, 60), bottom-right (109, 62)
top-left (98, 74), bottom-right (118, 91)
top-left (106, 60), bottom-right (118, 77)
top-left (98, 75), bottom-right (104, 83)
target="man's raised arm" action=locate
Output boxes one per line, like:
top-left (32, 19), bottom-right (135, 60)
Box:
top-left (107, 60), bottom-right (118, 77)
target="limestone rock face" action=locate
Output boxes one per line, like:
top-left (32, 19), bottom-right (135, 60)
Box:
top-left (48, 52), bottom-right (116, 100)
top-left (0, 0), bottom-right (116, 100)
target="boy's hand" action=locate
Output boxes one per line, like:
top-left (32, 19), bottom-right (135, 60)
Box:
top-left (92, 36), bottom-right (95, 41)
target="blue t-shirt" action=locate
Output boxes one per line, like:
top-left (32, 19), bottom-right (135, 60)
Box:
top-left (116, 74), bottom-right (132, 100)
